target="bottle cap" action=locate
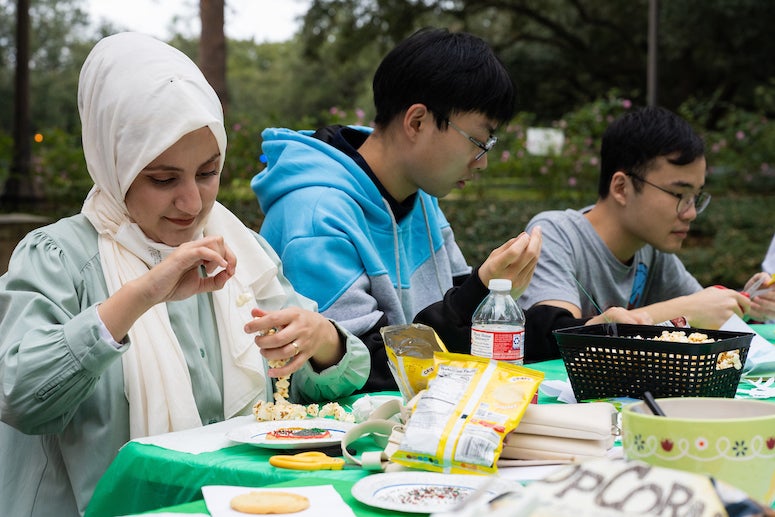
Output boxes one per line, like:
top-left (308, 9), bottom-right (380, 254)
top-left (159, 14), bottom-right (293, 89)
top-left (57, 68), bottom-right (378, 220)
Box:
top-left (488, 278), bottom-right (512, 291)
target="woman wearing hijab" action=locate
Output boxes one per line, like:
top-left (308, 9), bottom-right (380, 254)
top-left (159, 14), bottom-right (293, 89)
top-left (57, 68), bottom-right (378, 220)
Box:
top-left (0, 33), bottom-right (369, 516)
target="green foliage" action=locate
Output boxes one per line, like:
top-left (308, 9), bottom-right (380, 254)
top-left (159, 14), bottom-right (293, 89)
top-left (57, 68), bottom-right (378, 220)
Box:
top-left (701, 108), bottom-right (775, 193)
top-left (482, 93), bottom-right (632, 202)
top-left (2, 0), bottom-right (774, 288)
top-left (32, 127), bottom-right (90, 204)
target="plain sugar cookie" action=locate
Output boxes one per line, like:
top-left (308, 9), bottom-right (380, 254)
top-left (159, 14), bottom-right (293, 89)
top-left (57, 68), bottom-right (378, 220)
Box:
top-left (230, 490), bottom-right (311, 514)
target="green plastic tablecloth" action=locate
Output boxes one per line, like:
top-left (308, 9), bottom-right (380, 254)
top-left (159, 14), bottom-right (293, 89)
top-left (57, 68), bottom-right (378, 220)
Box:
top-left (86, 360), bottom-right (569, 517)
top-left (86, 327), bottom-right (775, 517)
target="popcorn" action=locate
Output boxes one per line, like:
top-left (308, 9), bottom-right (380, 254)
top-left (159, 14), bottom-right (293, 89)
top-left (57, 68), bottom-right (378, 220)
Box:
top-left (318, 402), bottom-right (347, 420)
top-left (252, 357), bottom-right (352, 422)
top-left (650, 330), bottom-right (714, 343)
top-left (252, 399), bottom-right (352, 423)
top-left (629, 330), bottom-right (741, 371)
top-left (235, 292), bottom-right (253, 307)
top-left (716, 350), bottom-right (743, 371)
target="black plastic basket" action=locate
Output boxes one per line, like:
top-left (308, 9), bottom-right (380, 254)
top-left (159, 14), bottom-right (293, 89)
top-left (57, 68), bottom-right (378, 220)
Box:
top-left (553, 324), bottom-right (753, 400)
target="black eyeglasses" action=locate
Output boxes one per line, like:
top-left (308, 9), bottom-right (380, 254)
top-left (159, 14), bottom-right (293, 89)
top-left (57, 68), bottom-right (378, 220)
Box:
top-left (446, 120), bottom-right (497, 161)
top-left (626, 173), bottom-right (711, 215)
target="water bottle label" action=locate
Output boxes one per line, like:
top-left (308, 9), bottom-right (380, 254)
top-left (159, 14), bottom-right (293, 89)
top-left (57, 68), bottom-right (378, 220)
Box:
top-left (471, 327), bottom-right (524, 363)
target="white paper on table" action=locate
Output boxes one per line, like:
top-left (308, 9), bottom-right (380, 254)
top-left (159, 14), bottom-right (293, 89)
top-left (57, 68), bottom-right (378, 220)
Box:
top-left (129, 415), bottom-right (255, 454)
top-left (539, 379), bottom-right (577, 404)
top-left (119, 514), bottom-right (208, 517)
top-left (202, 485), bottom-right (355, 517)
top-left (720, 314), bottom-right (775, 376)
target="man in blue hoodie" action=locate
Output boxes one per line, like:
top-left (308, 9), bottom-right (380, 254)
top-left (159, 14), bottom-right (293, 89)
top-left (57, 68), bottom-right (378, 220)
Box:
top-left (252, 27), bottom-right (542, 391)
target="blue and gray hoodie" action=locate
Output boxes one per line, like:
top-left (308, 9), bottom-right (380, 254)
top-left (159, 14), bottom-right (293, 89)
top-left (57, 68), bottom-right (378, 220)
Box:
top-left (252, 126), bottom-right (488, 390)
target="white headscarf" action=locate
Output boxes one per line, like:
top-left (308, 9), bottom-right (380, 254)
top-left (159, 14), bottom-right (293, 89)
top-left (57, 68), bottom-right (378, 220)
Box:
top-left (79, 32), bottom-right (284, 438)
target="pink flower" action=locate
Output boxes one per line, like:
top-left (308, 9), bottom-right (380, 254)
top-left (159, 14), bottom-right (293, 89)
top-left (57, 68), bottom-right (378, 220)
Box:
top-left (589, 157), bottom-right (599, 166)
top-left (622, 99), bottom-right (632, 109)
top-left (736, 130), bottom-right (745, 140)
top-left (501, 150), bottom-right (511, 161)
top-left (568, 177), bottom-right (577, 187)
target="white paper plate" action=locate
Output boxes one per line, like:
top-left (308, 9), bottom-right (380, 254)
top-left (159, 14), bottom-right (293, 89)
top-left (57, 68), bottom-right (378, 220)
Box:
top-left (225, 419), bottom-right (354, 449)
top-left (351, 472), bottom-right (515, 513)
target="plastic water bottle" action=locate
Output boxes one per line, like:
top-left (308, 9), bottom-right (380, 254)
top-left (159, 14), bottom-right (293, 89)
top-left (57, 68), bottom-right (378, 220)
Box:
top-left (471, 278), bottom-right (525, 364)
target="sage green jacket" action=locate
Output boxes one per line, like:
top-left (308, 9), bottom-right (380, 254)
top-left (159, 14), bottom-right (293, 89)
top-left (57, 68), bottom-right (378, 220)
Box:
top-left (0, 214), bottom-right (370, 517)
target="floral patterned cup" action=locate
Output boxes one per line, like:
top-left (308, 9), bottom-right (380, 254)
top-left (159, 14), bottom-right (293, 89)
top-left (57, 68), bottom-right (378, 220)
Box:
top-left (621, 397), bottom-right (775, 506)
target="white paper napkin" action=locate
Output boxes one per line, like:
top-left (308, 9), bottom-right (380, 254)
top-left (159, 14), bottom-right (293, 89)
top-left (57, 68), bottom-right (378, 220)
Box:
top-left (201, 485), bottom-right (356, 517)
top-left (720, 314), bottom-right (775, 376)
top-left (539, 379), bottom-right (577, 403)
top-left (130, 415), bottom-right (255, 454)
top-left (119, 514), bottom-right (208, 517)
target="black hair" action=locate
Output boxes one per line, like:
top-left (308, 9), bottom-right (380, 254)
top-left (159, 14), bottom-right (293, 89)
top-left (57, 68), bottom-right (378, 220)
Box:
top-left (372, 27), bottom-right (516, 129)
top-left (598, 106), bottom-right (705, 198)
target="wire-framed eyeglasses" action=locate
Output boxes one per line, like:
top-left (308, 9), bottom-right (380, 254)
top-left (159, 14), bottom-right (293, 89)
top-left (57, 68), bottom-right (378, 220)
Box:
top-left (626, 173), bottom-right (711, 215)
top-left (446, 120), bottom-right (497, 161)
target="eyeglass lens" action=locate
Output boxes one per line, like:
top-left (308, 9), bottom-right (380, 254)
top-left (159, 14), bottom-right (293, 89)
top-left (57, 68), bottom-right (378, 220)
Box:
top-left (447, 120), bottom-right (496, 160)
top-left (679, 191), bottom-right (711, 214)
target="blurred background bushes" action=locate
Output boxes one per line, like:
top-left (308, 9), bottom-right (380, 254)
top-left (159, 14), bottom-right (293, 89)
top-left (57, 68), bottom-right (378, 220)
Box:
top-left (1, 0), bottom-right (774, 288)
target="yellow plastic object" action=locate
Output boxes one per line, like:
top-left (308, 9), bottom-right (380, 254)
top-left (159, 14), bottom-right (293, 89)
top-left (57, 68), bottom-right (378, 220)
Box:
top-left (391, 352), bottom-right (544, 475)
top-left (381, 323), bottom-right (448, 400)
top-left (269, 451), bottom-right (345, 471)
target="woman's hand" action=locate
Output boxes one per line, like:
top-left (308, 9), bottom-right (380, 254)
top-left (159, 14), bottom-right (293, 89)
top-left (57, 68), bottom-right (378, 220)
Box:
top-left (478, 226), bottom-right (542, 298)
top-left (140, 235), bottom-right (236, 304)
top-left (244, 307), bottom-right (344, 377)
top-left (98, 236), bottom-right (236, 342)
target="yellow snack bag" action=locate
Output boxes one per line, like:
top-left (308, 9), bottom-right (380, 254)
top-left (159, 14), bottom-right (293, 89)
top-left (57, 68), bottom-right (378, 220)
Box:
top-left (391, 352), bottom-right (544, 475)
top-left (381, 324), bottom-right (448, 400)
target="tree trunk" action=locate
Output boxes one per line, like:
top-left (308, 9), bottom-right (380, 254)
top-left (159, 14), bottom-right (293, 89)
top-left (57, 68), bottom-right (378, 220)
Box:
top-left (199, 0), bottom-right (228, 114)
top-left (1, 0), bottom-right (41, 211)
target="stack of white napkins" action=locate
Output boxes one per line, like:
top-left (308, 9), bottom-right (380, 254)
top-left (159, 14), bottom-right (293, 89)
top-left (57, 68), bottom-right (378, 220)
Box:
top-left (499, 402), bottom-right (617, 465)
top-left (201, 485), bottom-right (355, 517)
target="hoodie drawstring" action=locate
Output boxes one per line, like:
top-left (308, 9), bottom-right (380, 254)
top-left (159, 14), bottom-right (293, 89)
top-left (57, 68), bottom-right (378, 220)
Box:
top-left (382, 198), bottom-right (404, 314)
top-left (419, 196), bottom-right (446, 299)
top-left (382, 196), bottom-right (446, 320)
